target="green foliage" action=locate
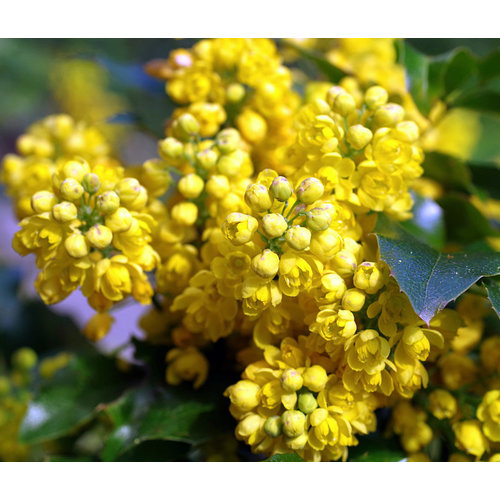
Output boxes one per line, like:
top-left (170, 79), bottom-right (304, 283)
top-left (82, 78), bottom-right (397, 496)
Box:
top-left (265, 453), bottom-right (305, 462)
top-left (483, 277), bottom-right (500, 318)
top-left (19, 354), bottom-right (133, 444)
top-left (375, 213), bottom-right (500, 324)
top-left (348, 435), bottom-right (406, 462)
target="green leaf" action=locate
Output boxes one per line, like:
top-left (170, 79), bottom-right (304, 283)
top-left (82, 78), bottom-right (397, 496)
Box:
top-left (19, 354), bottom-right (133, 444)
top-left (348, 435), bottom-right (405, 462)
top-left (483, 276), bottom-right (500, 318)
top-left (438, 194), bottom-right (499, 244)
top-left (281, 41), bottom-right (346, 83)
top-left (400, 43), bottom-right (447, 115)
top-left (422, 152), bottom-right (473, 192)
top-left (374, 213), bottom-right (500, 324)
top-left (265, 453), bottom-right (305, 462)
top-left (443, 49), bottom-right (479, 99)
top-left (401, 192), bottom-right (445, 250)
top-left (470, 113), bottom-right (500, 165)
top-left (101, 380), bottom-right (233, 460)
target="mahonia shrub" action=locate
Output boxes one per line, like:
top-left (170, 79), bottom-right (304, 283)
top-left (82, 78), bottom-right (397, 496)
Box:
top-left (1, 38), bottom-right (500, 462)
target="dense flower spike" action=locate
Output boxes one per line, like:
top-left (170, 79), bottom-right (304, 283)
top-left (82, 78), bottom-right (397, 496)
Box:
top-left (2, 38), bottom-right (498, 462)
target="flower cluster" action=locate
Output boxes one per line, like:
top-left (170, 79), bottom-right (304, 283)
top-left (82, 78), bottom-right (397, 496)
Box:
top-left (2, 38), bottom-right (498, 462)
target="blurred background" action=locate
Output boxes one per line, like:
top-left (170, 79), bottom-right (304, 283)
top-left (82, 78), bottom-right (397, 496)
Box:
top-left (0, 38), bottom-right (498, 359)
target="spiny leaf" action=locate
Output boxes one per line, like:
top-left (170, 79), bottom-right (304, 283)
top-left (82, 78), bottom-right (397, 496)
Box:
top-left (374, 213), bottom-right (500, 324)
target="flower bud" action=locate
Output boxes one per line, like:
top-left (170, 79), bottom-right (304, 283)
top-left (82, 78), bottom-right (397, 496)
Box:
top-left (206, 175), bottom-right (230, 198)
top-left (298, 391), bottom-right (318, 414)
top-left (226, 83), bottom-right (245, 103)
top-left (269, 176), bottom-right (293, 202)
top-left (365, 86), bottom-right (388, 109)
top-left (285, 226), bottom-right (311, 251)
top-left (284, 432), bottom-right (308, 450)
top-left (303, 365), bottom-right (328, 392)
top-left (159, 137), bottom-right (184, 161)
top-left (347, 124), bottom-right (373, 150)
top-left (264, 415), bottom-right (283, 438)
top-left (141, 159), bottom-right (171, 198)
top-left (12, 348), bottom-right (37, 371)
top-left (96, 191), bottom-right (120, 215)
top-left (171, 201), bottom-right (198, 226)
top-left (217, 150), bottom-right (247, 177)
top-left (227, 380), bottom-right (260, 411)
top-left (105, 207), bottom-right (133, 232)
top-left (52, 201), bottom-right (78, 222)
top-left (195, 148), bottom-right (218, 170)
top-left (80, 172), bottom-right (101, 194)
top-left (252, 249), bottom-right (280, 279)
top-left (394, 121), bottom-right (420, 143)
top-left (306, 207), bottom-right (332, 232)
top-left (429, 389), bottom-right (458, 420)
top-left (321, 271), bottom-right (347, 301)
top-left (0, 376), bottom-right (10, 396)
top-left (62, 160), bottom-right (90, 182)
top-left (262, 213), bottom-right (288, 239)
top-left (222, 212), bottom-right (258, 245)
top-left (296, 177), bottom-right (324, 204)
top-left (60, 178), bottom-right (84, 201)
top-left (216, 128), bottom-right (241, 154)
top-left (326, 86), bottom-right (347, 107)
top-left (244, 183), bottom-right (272, 212)
top-left (173, 113), bottom-right (200, 140)
top-left (31, 191), bottom-right (57, 213)
top-left (281, 368), bottom-right (304, 392)
top-left (86, 224), bottom-right (113, 249)
top-left (64, 233), bottom-right (89, 258)
top-left (115, 178), bottom-right (146, 209)
top-left (332, 93), bottom-right (356, 116)
top-left (342, 288), bottom-right (366, 312)
top-left (374, 103), bottom-right (405, 127)
top-left (281, 410), bottom-right (306, 438)
top-left (178, 173), bottom-right (204, 199)
top-left (236, 108), bottom-right (267, 143)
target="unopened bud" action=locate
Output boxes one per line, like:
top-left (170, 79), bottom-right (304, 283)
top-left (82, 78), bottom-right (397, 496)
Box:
top-left (82, 172), bottom-right (101, 194)
top-left (159, 137), bottom-right (184, 161)
top-left (64, 233), bottom-right (89, 258)
top-left (332, 93), bottom-right (356, 116)
top-left (86, 224), bottom-right (113, 249)
top-left (60, 178), bottom-right (84, 201)
top-left (252, 250), bottom-right (280, 279)
top-left (365, 86), bottom-right (388, 109)
top-left (171, 201), bottom-right (198, 226)
top-left (306, 207), bottom-right (332, 232)
top-left (296, 177), bottom-right (324, 204)
top-left (281, 368), bottom-right (304, 392)
top-left (264, 415), bottom-right (283, 438)
top-left (12, 348), bottom-right (37, 371)
top-left (342, 288), bottom-right (366, 312)
top-left (245, 183), bottom-right (272, 212)
top-left (269, 176), bottom-right (293, 202)
top-left (281, 410), bottom-right (306, 438)
top-left (31, 191), bottom-right (57, 213)
top-left (216, 128), bottom-right (241, 154)
top-left (262, 213), bottom-right (288, 239)
top-left (206, 175), bottom-right (230, 198)
top-left (374, 103), bottom-right (405, 127)
top-left (97, 191), bottom-right (120, 214)
top-left (178, 173), bottom-right (204, 199)
top-left (347, 125), bottom-right (373, 150)
top-left (173, 113), bottom-right (200, 140)
top-left (52, 201), bottom-right (78, 222)
top-left (62, 160), bottom-right (90, 182)
top-left (285, 226), bottom-right (311, 251)
top-left (303, 365), bottom-right (328, 392)
top-left (298, 391), bottom-right (318, 414)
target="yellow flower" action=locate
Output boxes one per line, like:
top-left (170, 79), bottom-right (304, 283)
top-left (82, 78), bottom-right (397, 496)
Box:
top-left (83, 312), bottom-right (114, 342)
top-left (428, 389), bottom-right (458, 420)
top-left (477, 390), bottom-right (500, 442)
top-left (165, 347), bottom-right (209, 389)
top-left (453, 420), bottom-right (489, 459)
